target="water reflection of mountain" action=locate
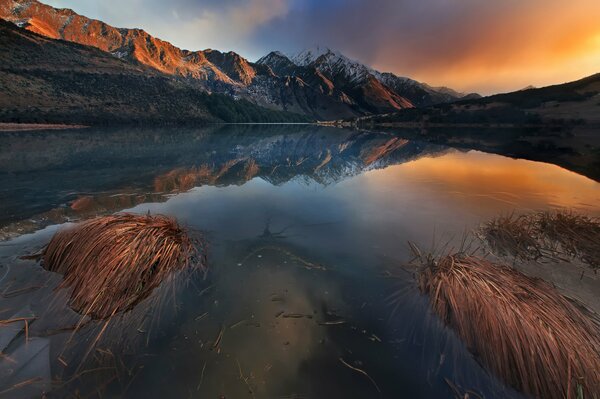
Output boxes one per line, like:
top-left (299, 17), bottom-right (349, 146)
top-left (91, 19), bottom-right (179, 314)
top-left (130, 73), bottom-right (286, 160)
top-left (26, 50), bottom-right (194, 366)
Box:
top-left (0, 125), bottom-right (452, 235)
top-left (362, 125), bottom-right (600, 182)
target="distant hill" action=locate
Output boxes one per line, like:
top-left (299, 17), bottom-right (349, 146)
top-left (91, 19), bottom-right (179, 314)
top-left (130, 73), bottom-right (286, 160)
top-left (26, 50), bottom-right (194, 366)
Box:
top-left (0, 19), bottom-right (308, 125)
top-left (346, 73), bottom-right (600, 127)
top-left (332, 74), bottom-right (600, 181)
top-left (0, 0), bottom-right (475, 120)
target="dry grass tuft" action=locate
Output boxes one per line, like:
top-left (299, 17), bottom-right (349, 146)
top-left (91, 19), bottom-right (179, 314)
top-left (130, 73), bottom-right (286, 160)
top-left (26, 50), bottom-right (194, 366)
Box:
top-left (536, 211), bottom-right (600, 269)
top-left (418, 254), bottom-right (600, 399)
top-left (480, 213), bottom-right (542, 261)
top-left (43, 213), bottom-right (204, 319)
top-left (481, 210), bottom-right (600, 269)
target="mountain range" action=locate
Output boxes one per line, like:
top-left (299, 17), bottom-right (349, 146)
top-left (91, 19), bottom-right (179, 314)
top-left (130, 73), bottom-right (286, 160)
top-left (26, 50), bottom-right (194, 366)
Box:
top-left (0, 18), bottom-right (310, 124)
top-left (0, 0), bottom-right (478, 121)
top-left (349, 72), bottom-right (600, 127)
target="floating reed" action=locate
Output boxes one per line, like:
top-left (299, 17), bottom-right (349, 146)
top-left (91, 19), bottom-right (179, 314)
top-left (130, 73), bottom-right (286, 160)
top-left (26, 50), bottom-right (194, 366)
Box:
top-left (43, 213), bottom-right (204, 319)
top-left (481, 210), bottom-right (600, 269)
top-left (418, 254), bottom-right (600, 398)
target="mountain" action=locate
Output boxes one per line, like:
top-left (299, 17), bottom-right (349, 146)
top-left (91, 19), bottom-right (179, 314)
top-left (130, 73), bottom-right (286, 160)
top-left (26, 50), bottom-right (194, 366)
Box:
top-left (263, 47), bottom-right (479, 107)
top-left (349, 72), bottom-right (600, 127)
top-left (255, 48), bottom-right (413, 118)
top-left (0, 0), bottom-right (474, 120)
top-left (0, 19), bottom-right (308, 124)
top-left (334, 73), bottom-right (600, 181)
top-left (375, 73), bottom-right (480, 105)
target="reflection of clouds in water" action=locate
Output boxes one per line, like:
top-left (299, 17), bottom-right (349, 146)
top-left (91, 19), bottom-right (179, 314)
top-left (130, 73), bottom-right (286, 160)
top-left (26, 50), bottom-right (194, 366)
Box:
top-left (149, 247), bottom-right (349, 398)
top-left (365, 150), bottom-right (600, 213)
top-left (135, 149), bottom-right (600, 270)
top-left (3, 144), bottom-right (599, 397)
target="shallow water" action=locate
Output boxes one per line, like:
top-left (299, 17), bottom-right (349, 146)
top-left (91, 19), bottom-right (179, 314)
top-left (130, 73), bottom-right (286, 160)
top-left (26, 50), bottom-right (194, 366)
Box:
top-left (0, 125), bottom-right (598, 398)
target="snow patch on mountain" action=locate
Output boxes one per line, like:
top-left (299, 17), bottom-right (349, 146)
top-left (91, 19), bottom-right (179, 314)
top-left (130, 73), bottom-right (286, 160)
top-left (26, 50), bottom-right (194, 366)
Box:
top-left (111, 50), bottom-right (129, 59)
top-left (373, 71), bottom-right (414, 87)
top-left (256, 51), bottom-right (291, 65)
top-left (290, 47), bottom-right (377, 84)
top-left (10, 1), bottom-right (32, 14)
top-left (289, 46), bottom-right (332, 66)
top-left (13, 18), bottom-right (29, 28)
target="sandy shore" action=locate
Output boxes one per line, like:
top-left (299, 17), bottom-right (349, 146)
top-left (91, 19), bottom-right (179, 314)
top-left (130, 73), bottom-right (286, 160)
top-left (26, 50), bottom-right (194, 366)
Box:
top-left (0, 123), bottom-right (88, 131)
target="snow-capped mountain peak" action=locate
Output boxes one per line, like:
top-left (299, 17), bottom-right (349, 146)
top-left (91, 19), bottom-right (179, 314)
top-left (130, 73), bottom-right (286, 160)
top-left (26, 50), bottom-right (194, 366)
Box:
top-left (257, 50), bottom-right (290, 64)
top-left (289, 46), bottom-right (376, 83)
top-left (1, 0), bottom-right (476, 121)
top-left (289, 46), bottom-right (335, 66)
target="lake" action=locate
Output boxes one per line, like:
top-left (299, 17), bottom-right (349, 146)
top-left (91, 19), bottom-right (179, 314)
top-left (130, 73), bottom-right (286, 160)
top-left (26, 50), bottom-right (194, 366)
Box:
top-left (0, 125), bottom-right (598, 398)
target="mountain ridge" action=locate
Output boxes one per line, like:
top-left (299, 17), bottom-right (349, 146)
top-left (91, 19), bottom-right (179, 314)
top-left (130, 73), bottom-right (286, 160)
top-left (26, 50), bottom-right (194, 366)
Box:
top-left (0, 0), bottom-right (476, 119)
top-left (257, 49), bottom-right (479, 109)
top-left (0, 19), bottom-right (309, 125)
top-left (347, 72), bottom-right (600, 127)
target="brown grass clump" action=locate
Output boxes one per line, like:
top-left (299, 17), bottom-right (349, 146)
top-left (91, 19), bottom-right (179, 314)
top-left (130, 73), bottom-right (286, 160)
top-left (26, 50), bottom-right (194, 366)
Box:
top-left (536, 211), bottom-right (600, 269)
top-left (480, 213), bottom-right (542, 260)
top-left (43, 213), bottom-right (204, 319)
top-left (481, 210), bottom-right (600, 269)
top-left (418, 254), bottom-right (600, 398)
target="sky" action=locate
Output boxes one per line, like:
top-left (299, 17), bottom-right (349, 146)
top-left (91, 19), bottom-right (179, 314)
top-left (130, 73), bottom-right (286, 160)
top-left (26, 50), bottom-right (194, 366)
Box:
top-left (44, 0), bottom-right (600, 95)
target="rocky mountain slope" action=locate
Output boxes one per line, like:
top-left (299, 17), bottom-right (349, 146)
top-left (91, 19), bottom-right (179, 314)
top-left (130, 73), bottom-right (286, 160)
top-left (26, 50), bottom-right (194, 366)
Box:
top-left (0, 19), bottom-right (308, 124)
top-left (0, 0), bottom-right (475, 120)
top-left (282, 47), bottom-right (478, 106)
top-left (349, 73), bottom-right (600, 127)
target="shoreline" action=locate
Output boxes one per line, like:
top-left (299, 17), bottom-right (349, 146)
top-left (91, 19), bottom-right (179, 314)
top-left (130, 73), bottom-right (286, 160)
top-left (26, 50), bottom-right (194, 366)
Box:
top-left (0, 123), bottom-right (88, 132)
top-left (317, 121), bottom-right (596, 129)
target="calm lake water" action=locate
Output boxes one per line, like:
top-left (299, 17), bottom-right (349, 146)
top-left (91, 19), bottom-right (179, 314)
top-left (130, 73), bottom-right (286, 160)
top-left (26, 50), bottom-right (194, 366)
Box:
top-left (0, 125), bottom-right (598, 398)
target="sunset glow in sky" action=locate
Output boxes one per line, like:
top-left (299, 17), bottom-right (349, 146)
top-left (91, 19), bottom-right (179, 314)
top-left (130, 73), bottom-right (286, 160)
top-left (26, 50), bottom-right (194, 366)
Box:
top-left (45, 0), bottom-right (600, 94)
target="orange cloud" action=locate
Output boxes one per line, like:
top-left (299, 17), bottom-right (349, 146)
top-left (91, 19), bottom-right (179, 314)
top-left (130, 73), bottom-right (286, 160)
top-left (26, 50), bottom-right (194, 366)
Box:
top-left (372, 1), bottom-right (600, 93)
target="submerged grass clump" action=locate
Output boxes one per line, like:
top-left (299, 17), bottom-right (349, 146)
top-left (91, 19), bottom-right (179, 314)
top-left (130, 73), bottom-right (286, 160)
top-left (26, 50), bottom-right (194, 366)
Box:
top-left (536, 211), bottom-right (600, 269)
top-left (418, 253), bottom-right (600, 399)
top-left (43, 213), bottom-right (204, 319)
top-left (481, 210), bottom-right (600, 269)
top-left (480, 213), bottom-right (542, 260)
